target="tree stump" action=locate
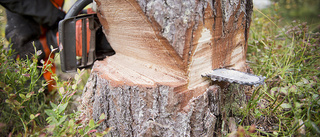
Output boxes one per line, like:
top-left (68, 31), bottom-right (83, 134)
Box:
top-left (80, 0), bottom-right (253, 136)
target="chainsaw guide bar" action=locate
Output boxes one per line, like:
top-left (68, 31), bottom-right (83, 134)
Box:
top-left (202, 68), bottom-right (266, 86)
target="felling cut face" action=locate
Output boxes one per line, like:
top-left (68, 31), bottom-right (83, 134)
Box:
top-left (94, 0), bottom-right (252, 92)
top-left (187, 27), bottom-right (213, 89)
top-left (230, 45), bottom-right (245, 69)
top-left (80, 2), bottom-right (256, 135)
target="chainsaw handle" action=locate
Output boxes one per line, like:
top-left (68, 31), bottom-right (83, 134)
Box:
top-left (65, 0), bottom-right (92, 19)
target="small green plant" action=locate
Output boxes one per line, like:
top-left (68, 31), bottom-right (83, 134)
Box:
top-left (0, 42), bottom-right (110, 136)
top-left (0, 42), bottom-right (48, 136)
top-left (43, 68), bottom-right (111, 137)
top-left (243, 7), bottom-right (320, 136)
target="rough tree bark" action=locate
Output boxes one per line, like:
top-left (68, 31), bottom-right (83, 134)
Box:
top-left (80, 0), bottom-right (253, 136)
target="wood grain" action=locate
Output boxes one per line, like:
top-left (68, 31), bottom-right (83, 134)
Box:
top-left (81, 0), bottom-right (253, 135)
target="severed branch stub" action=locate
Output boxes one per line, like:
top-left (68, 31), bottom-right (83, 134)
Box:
top-left (202, 68), bottom-right (266, 86)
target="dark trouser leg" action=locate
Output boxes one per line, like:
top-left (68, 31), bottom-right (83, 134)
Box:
top-left (5, 10), bottom-right (46, 59)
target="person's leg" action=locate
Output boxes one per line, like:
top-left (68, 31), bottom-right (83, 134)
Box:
top-left (5, 10), bottom-right (46, 59)
top-left (5, 10), bottom-right (57, 92)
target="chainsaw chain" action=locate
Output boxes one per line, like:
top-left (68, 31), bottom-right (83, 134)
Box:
top-left (201, 68), bottom-right (266, 86)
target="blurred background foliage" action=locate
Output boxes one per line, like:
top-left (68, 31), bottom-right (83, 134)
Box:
top-left (274, 0), bottom-right (320, 22)
top-left (0, 6), bottom-right (5, 40)
top-left (269, 0), bottom-right (320, 32)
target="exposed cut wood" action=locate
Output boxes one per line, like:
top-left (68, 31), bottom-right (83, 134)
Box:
top-left (95, 0), bottom-right (186, 86)
top-left (80, 0), bottom-right (254, 136)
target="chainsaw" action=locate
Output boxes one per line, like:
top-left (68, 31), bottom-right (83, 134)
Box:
top-left (202, 68), bottom-right (266, 86)
top-left (58, 0), bottom-right (114, 72)
top-left (58, 0), bottom-right (265, 86)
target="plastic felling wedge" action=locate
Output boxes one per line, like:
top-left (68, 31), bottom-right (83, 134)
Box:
top-left (202, 68), bottom-right (266, 86)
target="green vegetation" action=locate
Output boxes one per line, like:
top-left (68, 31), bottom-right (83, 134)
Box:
top-left (0, 7), bottom-right (5, 38)
top-left (242, 3), bottom-right (320, 136)
top-left (273, 0), bottom-right (320, 32)
top-left (0, 43), bottom-right (48, 136)
top-left (0, 45), bottom-right (109, 136)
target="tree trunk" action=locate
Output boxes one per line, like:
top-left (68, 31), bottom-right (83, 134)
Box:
top-left (80, 0), bottom-right (253, 136)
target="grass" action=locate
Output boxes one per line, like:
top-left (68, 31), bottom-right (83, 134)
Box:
top-left (0, 44), bottom-right (48, 136)
top-left (0, 3), bottom-right (108, 136)
top-left (0, 45), bottom-right (109, 136)
top-left (243, 4), bottom-right (320, 136)
top-left (272, 0), bottom-right (320, 32)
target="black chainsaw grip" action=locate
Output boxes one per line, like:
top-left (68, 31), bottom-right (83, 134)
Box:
top-left (65, 0), bottom-right (92, 19)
